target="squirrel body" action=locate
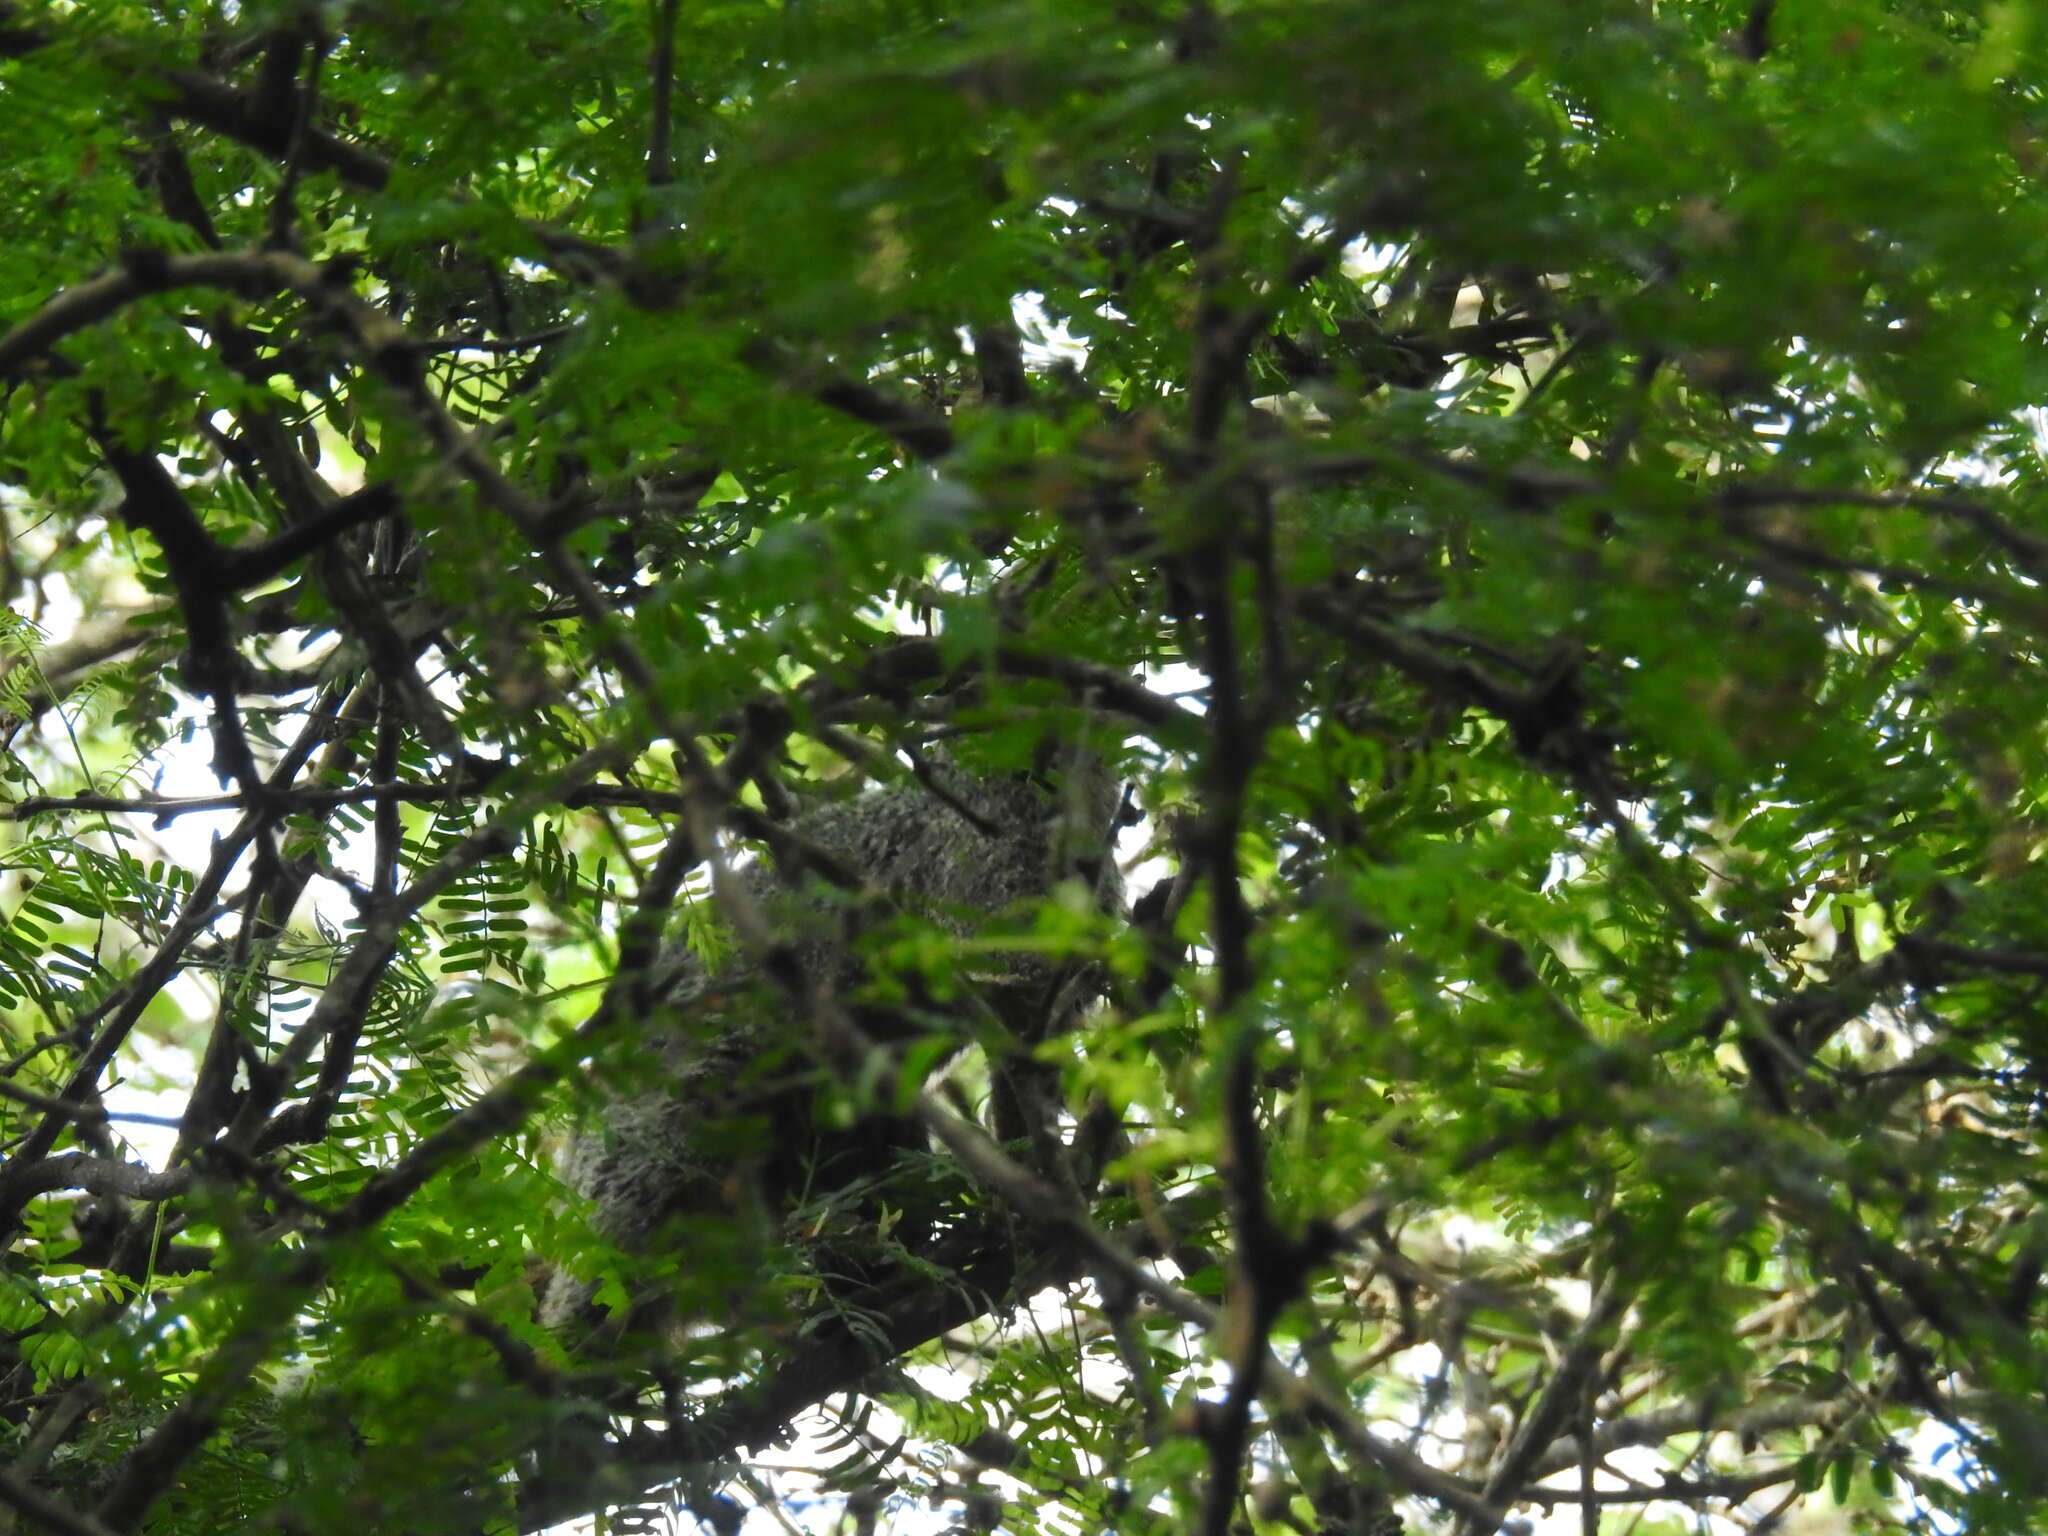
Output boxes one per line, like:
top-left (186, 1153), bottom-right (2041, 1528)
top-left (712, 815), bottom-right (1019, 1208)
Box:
top-left (545, 749), bottom-right (1121, 1326)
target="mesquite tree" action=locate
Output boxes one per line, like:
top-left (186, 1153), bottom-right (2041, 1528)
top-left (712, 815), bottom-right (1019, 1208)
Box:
top-left (2, 2), bottom-right (2046, 1534)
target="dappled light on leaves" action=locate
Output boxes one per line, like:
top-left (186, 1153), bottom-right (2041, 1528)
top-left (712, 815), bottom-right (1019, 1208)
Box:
top-left (1, 3), bottom-right (2047, 1535)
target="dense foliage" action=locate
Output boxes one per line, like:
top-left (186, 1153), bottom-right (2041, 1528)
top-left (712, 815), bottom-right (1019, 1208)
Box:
top-left (3, 1), bottom-right (2048, 1533)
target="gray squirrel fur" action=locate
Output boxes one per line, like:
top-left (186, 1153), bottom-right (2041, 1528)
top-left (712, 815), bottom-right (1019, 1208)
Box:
top-left (545, 745), bottom-right (1122, 1325)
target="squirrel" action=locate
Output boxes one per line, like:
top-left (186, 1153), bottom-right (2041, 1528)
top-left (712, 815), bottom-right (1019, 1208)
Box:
top-left (542, 741), bottom-right (1124, 1332)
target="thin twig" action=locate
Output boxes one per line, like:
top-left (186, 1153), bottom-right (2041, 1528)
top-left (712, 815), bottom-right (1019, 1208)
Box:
top-left (645, 0), bottom-right (680, 201)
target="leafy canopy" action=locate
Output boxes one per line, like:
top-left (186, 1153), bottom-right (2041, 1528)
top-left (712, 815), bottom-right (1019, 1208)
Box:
top-left (2, 1), bottom-right (2048, 1534)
